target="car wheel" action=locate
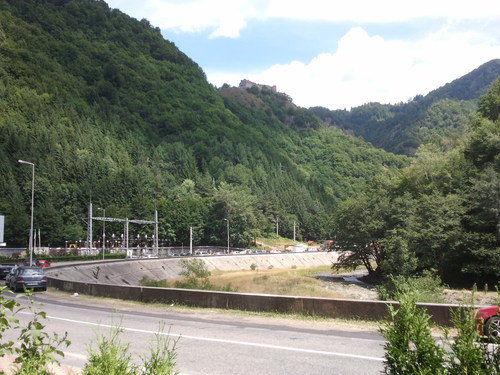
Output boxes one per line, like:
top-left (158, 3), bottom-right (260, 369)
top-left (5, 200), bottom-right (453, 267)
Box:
top-left (485, 316), bottom-right (500, 340)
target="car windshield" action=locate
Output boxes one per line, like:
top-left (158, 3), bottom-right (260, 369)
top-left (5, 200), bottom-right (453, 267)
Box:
top-left (21, 268), bottom-right (44, 276)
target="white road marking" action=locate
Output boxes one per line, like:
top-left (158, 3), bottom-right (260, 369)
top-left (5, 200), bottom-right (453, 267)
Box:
top-left (19, 311), bottom-right (384, 362)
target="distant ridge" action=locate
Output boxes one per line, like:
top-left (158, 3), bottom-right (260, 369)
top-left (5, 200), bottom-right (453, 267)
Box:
top-left (311, 59), bottom-right (500, 154)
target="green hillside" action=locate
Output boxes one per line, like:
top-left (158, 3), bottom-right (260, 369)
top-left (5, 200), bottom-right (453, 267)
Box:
top-left (312, 59), bottom-right (500, 154)
top-left (0, 0), bottom-right (406, 247)
top-left (1, 0), bottom-right (498, 286)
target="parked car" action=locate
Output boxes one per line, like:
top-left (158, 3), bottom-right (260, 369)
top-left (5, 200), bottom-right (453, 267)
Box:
top-left (9, 266), bottom-right (47, 292)
top-left (5, 265), bottom-right (19, 286)
top-left (0, 264), bottom-right (15, 280)
top-left (36, 259), bottom-right (51, 268)
top-left (475, 306), bottom-right (499, 340)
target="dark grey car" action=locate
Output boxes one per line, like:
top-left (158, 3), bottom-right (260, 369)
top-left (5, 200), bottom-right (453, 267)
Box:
top-left (9, 266), bottom-right (47, 292)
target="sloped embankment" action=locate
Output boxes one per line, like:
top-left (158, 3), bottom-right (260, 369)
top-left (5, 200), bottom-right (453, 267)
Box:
top-left (46, 253), bottom-right (339, 286)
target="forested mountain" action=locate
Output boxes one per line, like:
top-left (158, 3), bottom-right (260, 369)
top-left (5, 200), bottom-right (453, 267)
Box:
top-left (333, 79), bottom-right (500, 286)
top-left (1, 0), bottom-right (498, 287)
top-left (311, 59), bottom-right (500, 154)
top-left (0, 0), bottom-right (406, 248)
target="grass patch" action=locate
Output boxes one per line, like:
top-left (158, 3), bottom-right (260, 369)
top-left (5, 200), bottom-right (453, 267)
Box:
top-left (207, 265), bottom-right (347, 298)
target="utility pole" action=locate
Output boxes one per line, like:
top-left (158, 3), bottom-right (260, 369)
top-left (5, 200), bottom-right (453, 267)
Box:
top-left (98, 207), bottom-right (105, 260)
top-left (190, 226), bottom-right (193, 255)
top-left (223, 218), bottom-right (229, 253)
top-left (18, 160), bottom-right (35, 266)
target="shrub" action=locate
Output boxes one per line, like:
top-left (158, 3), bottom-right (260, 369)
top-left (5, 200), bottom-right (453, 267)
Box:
top-left (84, 325), bottom-right (136, 375)
top-left (378, 271), bottom-right (446, 303)
top-left (140, 276), bottom-right (169, 287)
top-left (174, 258), bottom-right (237, 292)
top-left (84, 321), bottom-right (180, 375)
top-left (381, 281), bottom-right (500, 374)
top-left (381, 283), bottom-right (446, 374)
top-left (0, 288), bottom-right (70, 374)
top-left (140, 323), bottom-right (179, 375)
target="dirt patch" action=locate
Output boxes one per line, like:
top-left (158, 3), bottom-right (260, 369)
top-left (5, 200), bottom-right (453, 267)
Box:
top-left (311, 271), bottom-right (379, 300)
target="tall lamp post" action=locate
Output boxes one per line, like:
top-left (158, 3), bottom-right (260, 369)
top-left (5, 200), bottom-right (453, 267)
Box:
top-left (97, 207), bottom-right (105, 260)
top-left (223, 218), bottom-right (229, 254)
top-left (18, 160), bottom-right (35, 266)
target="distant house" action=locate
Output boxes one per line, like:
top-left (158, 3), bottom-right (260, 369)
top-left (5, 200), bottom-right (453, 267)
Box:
top-left (289, 243), bottom-right (307, 253)
top-left (239, 79), bottom-right (277, 92)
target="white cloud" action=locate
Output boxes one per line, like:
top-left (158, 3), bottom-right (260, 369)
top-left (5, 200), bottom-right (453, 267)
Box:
top-left (106, 0), bottom-right (500, 109)
top-left (208, 26), bottom-right (500, 109)
top-left (107, 0), bottom-right (500, 38)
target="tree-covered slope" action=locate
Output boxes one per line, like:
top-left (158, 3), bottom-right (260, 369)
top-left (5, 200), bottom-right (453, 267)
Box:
top-left (332, 79), bottom-right (500, 285)
top-left (0, 0), bottom-right (406, 248)
top-left (312, 59), bottom-right (500, 154)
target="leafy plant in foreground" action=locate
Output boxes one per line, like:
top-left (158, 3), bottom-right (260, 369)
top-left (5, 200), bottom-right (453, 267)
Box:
top-left (84, 324), bottom-right (136, 375)
top-left (0, 287), bottom-right (70, 375)
top-left (140, 322), bottom-right (179, 375)
top-left (381, 279), bottom-right (500, 374)
top-left (84, 322), bottom-right (180, 375)
top-left (381, 282), bottom-right (445, 374)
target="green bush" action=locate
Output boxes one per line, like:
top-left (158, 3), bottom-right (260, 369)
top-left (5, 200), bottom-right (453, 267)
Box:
top-left (378, 271), bottom-right (446, 303)
top-left (381, 281), bottom-right (500, 374)
top-left (0, 287), bottom-right (70, 374)
top-left (140, 323), bottom-right (179, 375)
top-left (84, 322), bottom-right (179, 375)
top-left (84, 325), bottom-right (136, 375)
top-left (174, 258), bottom-right (237, 292)
top-left (381, 283), bottom-right (446, 374)
top-left (140, 276), bottom-right (169, 287)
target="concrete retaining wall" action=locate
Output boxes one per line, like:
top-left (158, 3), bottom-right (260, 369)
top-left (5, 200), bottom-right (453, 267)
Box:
top-left (46, 254), bottom-right (461, 326)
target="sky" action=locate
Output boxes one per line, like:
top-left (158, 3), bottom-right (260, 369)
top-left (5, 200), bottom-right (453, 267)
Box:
top-left (105, 0), bottom-right (500, 110)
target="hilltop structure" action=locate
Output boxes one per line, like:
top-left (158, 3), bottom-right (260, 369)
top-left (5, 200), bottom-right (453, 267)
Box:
top-left (239, 79), bottom-right (277, 92)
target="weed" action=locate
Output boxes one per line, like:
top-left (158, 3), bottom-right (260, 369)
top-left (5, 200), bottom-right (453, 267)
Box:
top-left (140, 322), bottom-right (179, 375)
top-left (494, 284), bottom-right (500, 306)
top-left (92, 266), bottom-right (100, 279)
top-left (84, 324), bottom-right (136, 375)
top-left (140, 277), bottom-right (169, 288)
top-left (0, 288), bottom-right (70, 374)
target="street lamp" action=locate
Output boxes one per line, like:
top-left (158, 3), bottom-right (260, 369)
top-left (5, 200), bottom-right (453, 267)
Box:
top-left (223, 218), bottom-right (229, 253)
top-left (97, 207), bottom-right (105, 260)
top-left (18, 160), bottom-right (35, 266)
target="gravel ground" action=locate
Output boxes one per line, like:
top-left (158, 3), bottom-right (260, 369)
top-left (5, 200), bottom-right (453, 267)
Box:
top-left (312, 271), bottom-right (499, 306)
top-left (311, 270), bottom-right (379, 300)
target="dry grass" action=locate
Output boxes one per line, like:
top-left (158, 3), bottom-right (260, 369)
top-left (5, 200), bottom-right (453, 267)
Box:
top-left (206, 265), bottom-right (348, 298)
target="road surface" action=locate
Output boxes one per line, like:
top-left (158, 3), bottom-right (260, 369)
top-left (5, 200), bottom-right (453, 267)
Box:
top-left (4, 290), bottom-right (386, 374)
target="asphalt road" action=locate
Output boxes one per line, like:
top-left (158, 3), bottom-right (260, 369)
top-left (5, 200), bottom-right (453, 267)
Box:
top-left (4, 289), bottom-right (387, 375)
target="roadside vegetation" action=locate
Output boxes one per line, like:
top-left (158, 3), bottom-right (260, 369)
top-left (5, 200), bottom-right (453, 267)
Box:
top-left (140, 258), bottom-right (500, 305)
top-left (2, 276), bottom-right (499, 374)
top-left (381, 278), bottom-right (500, 374)
top-left (140, 259), bottom-right (352, 298)
top-left (332, 80), bottom-right (500, 289)
top-left (0, 287), bottom-right (179, 375)
top-left (141, 258), bottom-right (237, 292)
